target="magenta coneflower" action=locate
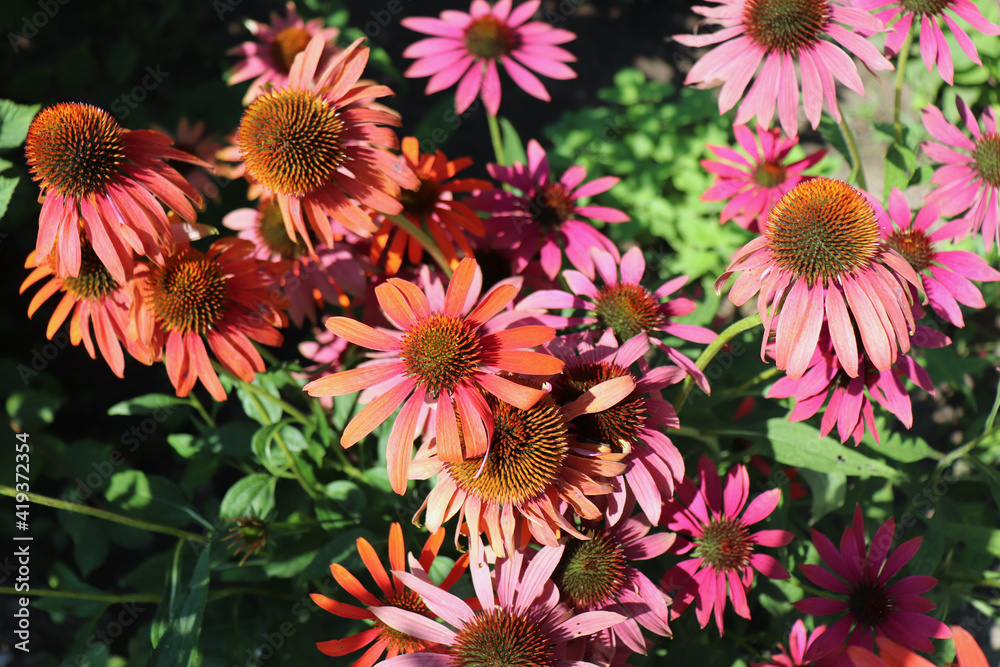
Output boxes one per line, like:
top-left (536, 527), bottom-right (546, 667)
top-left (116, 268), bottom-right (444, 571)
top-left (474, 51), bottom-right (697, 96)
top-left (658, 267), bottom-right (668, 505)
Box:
top-left (519, 246), bottom-right (717, 392)
top-left (303, 258), bottom-right (565, 494)
top-left (544, 330), bottom-right (687, 525)
top-left (224, 37), bottom-right (418, 254)
top-left (223, 197), bottom-right (366, 327)
top-left (702, 124), bottom-right (827, 233)
top-left (369, 540), bottom-right (626, 666)
top-left (717, 177), bottom-right (922, 380)
top-left (24, 103), bottom-right (207, 284)
top-left (854, 0), bottom-right (1000, 85)
top-left (675, 0), bottom-right (893, 136)
top-left (226, 0), bottom-right (340, 104)
top-left (793, 505), bottom-right (951, 664)
top-left (751, 619), bottom-right (827, 667)
top-left (543, 509), bottom-right (674, 660)
top-left (921, 96), bottom-right (1000, 251)
top-left (472, 139), bottom-right (628, 281)
top-left (766, 331), bottom-right (938, 445)
top-left (878, 188), bottom-right (1000, 327)
top-left (661, 455), bottom-right (793, 636)
top-left (401, 0), bottom-right (577, 117)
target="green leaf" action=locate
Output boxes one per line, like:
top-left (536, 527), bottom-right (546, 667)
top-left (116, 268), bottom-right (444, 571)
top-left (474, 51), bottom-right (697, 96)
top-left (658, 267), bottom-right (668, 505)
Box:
top-left (236, 375), bottom-right (283, 425)
top-left (108, 394), bottom-right (190, 416)
top-left (500, 117), bottom-right (527, 166)
top-left (763, 419), bottom-right (903, 480)
top-left (105, 471), bottom-right (202, 528)
top-left (861, 428), bottom-right (939, 463)
top-left (968, 456), bottom-right (1000, 510)
top-left (7, 389), bottom-right (63, 430)
top-left (817, 115), bottom-right (851, 168)
top-left (0, 99), bottom-right (40, 149)
top-left (149, 543), bottom-right (211, 666)
top-left (883, 143), bottom-right (917, 200)
top-left (797, 469), bottom-right (846, 524)
top-left (0, 175), bottom-right (18, 221)
top-left (936, 521), bottom-right (1000, 558)
top-left (219, 473), bottom-right (277, 518)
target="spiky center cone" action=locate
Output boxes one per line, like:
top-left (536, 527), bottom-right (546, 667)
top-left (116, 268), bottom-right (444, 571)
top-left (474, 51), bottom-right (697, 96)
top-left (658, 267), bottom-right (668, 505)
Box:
top-left (886, 227), bottom-right (933, 272)
top-left (556, 531), bottom-right (629, 609)
top-left (593, 283), bottom-right (663, 341)
top-left (529, 182), bottom-right (575, 229)
top-left (755, 161), bottom-right (788, 188)
top-left (147, 248), bottom-right (228, 335)
top-left (766, 178), bottom-right (881, 285)
top-left (972, 133), bottom-right (1000, 188)
top-left (400, 314), bottom-right (482, 397)
top-left (59, 242), bottom-right (117, 301)
top-left (695, 517), bottom-right (754, 572)
top-left (464, 15), bottom-right (518, 60)
top-left (848, 580), bottom-right (894, 629)
top-left (451, 608), bottom-right (555, 667)
top-left (549, 361), bottom-right (645, 448)
top-left (743, 0), bottom-right (831, 53)
top-left (25, 103), bottom-right (125, 199)
top-left (400, 172), bottom-right (442, 218)
top-left (238, 88), bottom-right (345, 197)
top-left (446, 391), bottom-right (568, 505)
top-left (222, 515), bottom-right (268, 565)
top-left (899, 0), bottom-right (954, 15)
top-left (270, 26), bottom-right (311, 74)
top-left (375, 589), bottom-right (434, 654)
top-left (258, 200), bottom-right (308, 259)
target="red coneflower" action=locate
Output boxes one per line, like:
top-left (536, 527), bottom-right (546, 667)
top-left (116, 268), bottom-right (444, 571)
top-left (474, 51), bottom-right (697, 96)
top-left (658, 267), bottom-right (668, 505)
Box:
top-left (25, 102), bottom-right (207, 284)
top-left (225, 36), bottom-right (419, 255)
top-left (304, 258), bottom-right (565, 494)
top-left (717, 178), bottom-right (922, 380)
top-left (136, 237), bottom-right (288, 401)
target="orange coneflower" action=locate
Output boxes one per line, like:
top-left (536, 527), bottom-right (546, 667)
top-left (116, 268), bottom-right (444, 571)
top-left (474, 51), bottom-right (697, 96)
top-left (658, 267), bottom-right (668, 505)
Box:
top-left (20, 244), bottom-right (153, 377)
top-left (223, 36), bottom-right (419, 256)
top-left (370, 137), bottom-right (490, 275)
top-left (136, 237), bottom-right (288, 401)
top-left (25, 102), bottom-right (207, 284)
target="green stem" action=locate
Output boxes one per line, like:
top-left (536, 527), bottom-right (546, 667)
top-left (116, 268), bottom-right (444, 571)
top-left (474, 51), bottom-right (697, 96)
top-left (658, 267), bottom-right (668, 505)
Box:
top-left (893, 28), bottom-right (914, 145)
top-left (188, 393), bottom-right (216, 429)
top-left (838, 115), bottom-right (867, 190)
top-left (0, 486), bottom-right (206, 543)
top-left (0, 587), bottom-right (161, 603)
top-left (487, 113), bottom-right (506, 167)
top-left (673, 312), bottom-right (763, 414)
top-left (235, 378), bottom-right (311, 425)
top-left (386, 213), bottom-right (453, 278)
top-left (933, 423), bottom-right (1000, 477)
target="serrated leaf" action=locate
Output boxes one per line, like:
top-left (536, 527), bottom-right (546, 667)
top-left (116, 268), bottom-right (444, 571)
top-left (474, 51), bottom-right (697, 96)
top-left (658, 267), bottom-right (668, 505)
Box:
top-left (0, 99), bottom-right (40, 149)
top-left (219, 473), bottom-right (276, 518)
top-left (763, 419), bottom-right (903, 480)
top-left (148, 543), bottom-right (211, 666)
top-left (108, 393), bottom-right (190, 416)
top-left (862, 428), bottom-right (939, 463)
top-left (236, 375), bottom-right (283, 425)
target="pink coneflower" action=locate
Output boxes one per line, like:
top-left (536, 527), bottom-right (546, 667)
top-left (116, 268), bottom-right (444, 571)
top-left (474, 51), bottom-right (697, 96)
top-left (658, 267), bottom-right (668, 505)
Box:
top-left (401, 0), bottom-right (577, 117)
top-left (752, 619), bottom-right (828, 667)
top-left (20, 246), bottom-right (151, 378)
top-left (24, 102), bottom-right (207, 284)
top-left (878, 187), bottom-right (1000, 327)
top-left (303, 258), bottom-right (565, 494)
top-left (223, 197), bottom-right (366, 327)
top-left (518, 246), bottom-right (716, 392)
top-left (542, 508), bottom-right (674, 660)
top-left (717, 177), bottom-right (922, 380)
top-left (661, 455), bottom-right (793, 636)
top-left (226, 0), bottom-right (340, 104)
top-left (702, 124), bottom-right (827, 233)
top-left (854, 0), bottom-right (1000, 85)
top-left (545, 330), bottom-right (687, 525)
top-left (310, 523), bottom-right (469, 665)
top-left (675, 0), bottom-right (893, 137)
top-left (472, 139), bottom-right (628, 281)
top-left (135, 238), bottom-right (288, 401)
top-left (370, 136), bottom-right (490, 276)
top-left (224, 37), bottom-right (418, 254)
top-left (921, 96), bottom-right (1000, 251)
top-left (793, 505), bottom-right (950, 664)
top-left (767, 331), bottom-right (939, 445)
top-left (368, 539), bottom-right (626, 666)
top-left (410, 371), bottom-right (632, 561)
